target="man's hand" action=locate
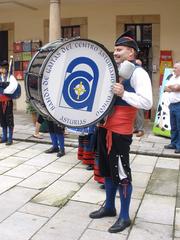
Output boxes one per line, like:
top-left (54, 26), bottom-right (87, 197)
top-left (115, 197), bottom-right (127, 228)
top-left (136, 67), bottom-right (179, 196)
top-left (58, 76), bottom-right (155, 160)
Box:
top-left (113, 83), bottom-right (124, 97)
top-left (164, 86), bottom-right (172, 92)
top-left (165, 84), bottom-right (180, 92)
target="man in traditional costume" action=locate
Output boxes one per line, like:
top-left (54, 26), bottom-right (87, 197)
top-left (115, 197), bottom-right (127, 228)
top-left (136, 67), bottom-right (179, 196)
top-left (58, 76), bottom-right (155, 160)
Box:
top-left (89, 30), bottom-right (153, 233)
top-left (0, 60), bottom-right (18, 145)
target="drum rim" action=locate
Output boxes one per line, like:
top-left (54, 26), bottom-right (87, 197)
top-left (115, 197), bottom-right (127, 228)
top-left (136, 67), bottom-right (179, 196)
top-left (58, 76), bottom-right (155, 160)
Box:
top-left (25, 40), bottom-right (65, 119)
top-left (26, 38), bottom-right (119, 127)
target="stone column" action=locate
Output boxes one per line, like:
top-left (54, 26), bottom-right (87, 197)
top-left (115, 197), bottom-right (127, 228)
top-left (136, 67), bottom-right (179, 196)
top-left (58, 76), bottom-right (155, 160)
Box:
top-left (49, 0), bottom-right (61, 42)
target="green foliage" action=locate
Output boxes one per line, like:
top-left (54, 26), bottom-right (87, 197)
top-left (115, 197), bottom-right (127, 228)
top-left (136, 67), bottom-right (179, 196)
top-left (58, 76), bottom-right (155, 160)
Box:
top-left (26, 102), bottom-right (37, 114)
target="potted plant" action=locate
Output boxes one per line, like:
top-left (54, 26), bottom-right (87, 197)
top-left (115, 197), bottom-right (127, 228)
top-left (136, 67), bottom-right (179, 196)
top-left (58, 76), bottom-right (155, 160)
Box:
top-left (26, 102), bottom-right (37, 125)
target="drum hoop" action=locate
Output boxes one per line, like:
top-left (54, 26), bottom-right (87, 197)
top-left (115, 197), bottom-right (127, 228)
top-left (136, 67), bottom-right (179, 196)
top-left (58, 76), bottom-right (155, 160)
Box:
top-left (25, 41), bottom-right (65, 119)
top-left (27, 39), bottom-right (119, 127)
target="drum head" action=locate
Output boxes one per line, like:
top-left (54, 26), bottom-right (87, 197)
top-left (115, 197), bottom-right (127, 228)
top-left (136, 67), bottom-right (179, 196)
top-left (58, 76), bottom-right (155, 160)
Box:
top-left (40, 38), bottom-right (118, 127)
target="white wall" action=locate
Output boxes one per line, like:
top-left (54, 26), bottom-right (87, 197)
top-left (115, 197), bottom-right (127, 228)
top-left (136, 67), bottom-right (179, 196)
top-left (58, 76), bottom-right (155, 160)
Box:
top-left (0, 0), bottom-right (179, 111)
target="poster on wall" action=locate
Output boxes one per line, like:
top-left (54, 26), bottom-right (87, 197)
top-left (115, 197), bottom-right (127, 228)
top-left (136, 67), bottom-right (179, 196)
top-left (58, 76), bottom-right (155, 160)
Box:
top-left (152, 68), bottom-right (173, 138)
top-left (159, 50), bottom-right (173, 85)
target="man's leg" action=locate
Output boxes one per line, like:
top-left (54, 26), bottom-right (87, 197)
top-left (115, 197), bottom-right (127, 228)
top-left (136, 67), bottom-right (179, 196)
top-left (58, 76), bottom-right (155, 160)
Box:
top-left (89, 177), bottom-right (117, 219)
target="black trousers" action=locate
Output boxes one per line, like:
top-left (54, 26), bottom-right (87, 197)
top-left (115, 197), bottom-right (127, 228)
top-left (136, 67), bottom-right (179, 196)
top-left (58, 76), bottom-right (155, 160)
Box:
top-left (98, 127), bottom-right (132, 184)
top-left (0, 100), bottom-right (14, 128)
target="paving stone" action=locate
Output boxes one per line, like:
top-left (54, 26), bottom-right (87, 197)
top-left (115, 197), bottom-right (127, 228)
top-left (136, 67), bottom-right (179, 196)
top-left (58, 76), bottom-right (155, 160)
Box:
top-left (19, 202), bottom-right (59, 218)
top-left (80, 229), bottom-right (127, 240)
top-left (75, 161), bottom-right (89, 169)
top-left (31, 201), bottom-right (95, 240)
top-left (137, 194), bottom-right (175, 225)
top-left (0, 156), bottom-right (27, 167)
top-left (177, 194), bottom-right (180, 208)
top-left (132, 172), bottom-right (151, 188)
top-left (1, 111), bottom-right (180, 239)
top-left (132, 186), bottom-right (146, 199)
top-left (175, 208), bottom-right (180, 238)
top-left (33, 180), bottom-right (80, 206)
top-left (72, 178), bottom-right (105, 204)
top-left (57, 152), bottom-right (80, 165)
top-left (28, 143), bottom-right (51, 151)
top-left (4, 164), bottom-right (40, 179)
top-left (60, 167), bottom-right (93, 183)
top-left (0, 212), bottom-right (47, 240)
top-left (128, 219), bottom-right (173, 240)
top-left (147, 178), bottom-right (177, 197)
top-left (42, 161), bottom-right (75, 175)
top-left (133, 154), bottom-right (157, 164)
top-left (156, 157), bottom-right (179, 170)
top-left (14, 148), bottom-right (42, 158)
top-left (0, 186), bottom-right (39, 222)
top-left (145, 135), bottom-right (169, 144)
top-left (9, 141), bottom-right (35, 150)
top-left (26, 153), bottom-right (58, 167)
top-left (0, 154), bottom-right (8, 160)
top-left (130, 153), bottom-right (136, 161)
top-left (131, 155), bottom-right (156, 173)
top-left (0, 166), bottom-right (11, 174)
top-left (18, 171), bottom-right (60, 190)
top-left (0, 175), bottom-right (22, 194)
top-left (0, 147), bottom-right (21, 156)
top-left (13, 132), bottom-right (31, 140)
top-left (151, 168), bottom-right (179, 182)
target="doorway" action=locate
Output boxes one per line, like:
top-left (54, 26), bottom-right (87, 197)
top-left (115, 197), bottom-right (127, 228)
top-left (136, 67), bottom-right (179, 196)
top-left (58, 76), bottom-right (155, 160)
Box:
top-left (125, 24), bottom-right (152, 78)
top-left (0, 31), bottom-right (8, 63)
top-left (125, 24), bottom-right (152, 119)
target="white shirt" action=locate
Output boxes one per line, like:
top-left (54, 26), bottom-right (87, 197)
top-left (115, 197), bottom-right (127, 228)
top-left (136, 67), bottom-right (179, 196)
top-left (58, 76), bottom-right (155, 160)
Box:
top-left (122, 67), bottom-right (153, 110)
top-left (166, 75), bottom-right (180, 104)
top-left (2, 75), bottom-right (18, 95)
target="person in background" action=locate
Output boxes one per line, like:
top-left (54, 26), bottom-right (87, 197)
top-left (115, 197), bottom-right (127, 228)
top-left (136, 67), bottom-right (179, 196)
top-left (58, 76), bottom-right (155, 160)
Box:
top-left (134, 59), bottom-right (145, 137)
top-left (33, 114), bottom-right (44, 139)
top-left (45, 120), bottom-right (65, 157)
top-left (89, 30), bottom-right (152, 233)
top-left (0, 60), bottom-right (18, 145)
top-left (164, 62), bottom-right (180, 154)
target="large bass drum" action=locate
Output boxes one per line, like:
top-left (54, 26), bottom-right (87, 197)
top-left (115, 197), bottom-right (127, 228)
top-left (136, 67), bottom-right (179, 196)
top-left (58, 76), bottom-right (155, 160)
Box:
top-left (25, 38), bottom-right (118, 127)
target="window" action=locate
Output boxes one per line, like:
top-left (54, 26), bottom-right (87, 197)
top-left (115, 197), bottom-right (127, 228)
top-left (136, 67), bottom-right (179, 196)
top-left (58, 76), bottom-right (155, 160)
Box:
top-left (61, 25), bottom-right (80, 38)
top-left (125, 24), bottom-right (152, 45)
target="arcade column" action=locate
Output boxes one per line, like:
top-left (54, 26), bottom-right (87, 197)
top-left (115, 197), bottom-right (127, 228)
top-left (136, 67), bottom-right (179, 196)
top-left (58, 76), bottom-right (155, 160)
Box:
top-left (49, 0), bottom-right (61, 42)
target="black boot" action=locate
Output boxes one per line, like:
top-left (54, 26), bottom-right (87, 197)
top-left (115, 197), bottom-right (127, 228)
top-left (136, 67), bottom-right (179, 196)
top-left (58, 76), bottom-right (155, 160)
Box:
top-left (45, 146), bottom-right (59, 153)
top-left (108, 218), bottom-right (131, 233)
top-left (57, 149), bottom-right (65, 158)
top-left (86, 165), bottom-right (94, 170)
top-left (89, 206), bottom-right (116, 219)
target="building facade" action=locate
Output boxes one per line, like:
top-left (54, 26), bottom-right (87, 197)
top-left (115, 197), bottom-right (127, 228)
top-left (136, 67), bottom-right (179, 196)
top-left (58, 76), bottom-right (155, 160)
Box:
top-left (0, 0), bottom-right (179, 119)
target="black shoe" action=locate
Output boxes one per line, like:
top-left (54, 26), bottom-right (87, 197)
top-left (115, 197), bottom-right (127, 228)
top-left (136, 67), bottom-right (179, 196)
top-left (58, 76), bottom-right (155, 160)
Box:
top-left (175, 149), bottom-right (180, 154)
top-left (6, 140), bottom-right (13, 145)
top-left (108, 218), bottom-right (131, 233)
top-left (164, 144), bottom-right (176, 149)
top-left (86, 165), bottom-right (94, 171)
top-left (45, 147), bottom-right (59, 153)
top-left (89, 206), bottom-right (116, 219)
top-left (99, 184), bottom-right (105, 190)
top-left (57, 149), bottom-right (65, 158)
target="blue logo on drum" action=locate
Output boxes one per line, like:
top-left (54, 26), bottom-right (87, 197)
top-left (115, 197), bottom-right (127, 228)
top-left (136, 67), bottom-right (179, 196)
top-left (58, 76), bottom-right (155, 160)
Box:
top-left (61, 57), bottom-right (99, 112)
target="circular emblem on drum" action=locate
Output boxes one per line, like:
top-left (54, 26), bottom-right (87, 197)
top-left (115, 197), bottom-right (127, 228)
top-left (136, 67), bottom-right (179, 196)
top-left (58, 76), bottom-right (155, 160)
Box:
top-left (41, 39), bottom-right (118, 127)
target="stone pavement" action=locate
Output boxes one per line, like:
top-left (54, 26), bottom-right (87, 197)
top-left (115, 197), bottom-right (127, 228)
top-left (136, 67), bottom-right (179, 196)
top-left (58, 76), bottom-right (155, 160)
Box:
top-left (0, 111), bottom-right (179, 240)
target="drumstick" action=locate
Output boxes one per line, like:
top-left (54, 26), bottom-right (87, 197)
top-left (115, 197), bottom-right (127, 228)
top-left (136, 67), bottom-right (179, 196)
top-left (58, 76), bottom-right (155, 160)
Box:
top-left (7, 55), bottom-right (13, 80)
